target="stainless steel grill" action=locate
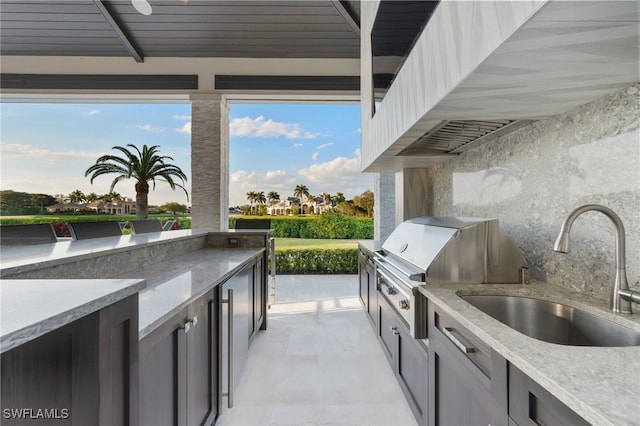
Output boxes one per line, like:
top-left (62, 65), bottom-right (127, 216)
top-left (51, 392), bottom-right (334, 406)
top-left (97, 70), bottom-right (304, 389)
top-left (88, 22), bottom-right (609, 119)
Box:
top-left (374, 216), bottom-right (527, 338)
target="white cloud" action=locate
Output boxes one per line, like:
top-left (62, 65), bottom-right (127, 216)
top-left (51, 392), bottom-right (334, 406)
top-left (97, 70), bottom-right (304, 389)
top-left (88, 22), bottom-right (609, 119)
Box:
top-left (136, 124), bottom-right (165, 133)
top-left (293, 143), bottom-right (303, 148)
top-left (176, 122), bottom-right (191, 135)
top-left (296, 149), bottom-right (373, 198)
top-left (230, 115), bottom-right (319, 139)
top-left (174, 115), bottom-right (191, 120)
top-left (312, 152), bottom-right (319, 161)
top-left (1, 144), bottom-right (102, 162)
top-left (87, 109), bottom-right (100, 115)
top-left (316, 142), bottom-right (334, 149)
top-left (229, 169), bottom-right (296, 206)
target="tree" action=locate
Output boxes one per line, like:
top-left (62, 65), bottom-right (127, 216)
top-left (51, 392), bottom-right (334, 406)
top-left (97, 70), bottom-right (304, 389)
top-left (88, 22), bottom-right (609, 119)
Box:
top-left (334, 192), bottom-right (346, 203)
top-left (293, 184), bottom-right (309, 214)
top-left (68, 189), bottom-right (86, 204)
top-left (246, 191), bottom-right (257, 215)
top-left (102, 192), bottom-right (121, 202)
top-left (353, 189), bottom-right (374, 217)
top-left (320, 192), bottom-right (332, 205)
top-left (85, 144), bottom-right (188, 220)
top-left (267, 191), bottom-right (280, 206)
top-left (256, 191), bottom-right (266, 215)
top-left (85, 192), bottom-right (99, 202)
top-left (161, 202), bottom-right (188, 215)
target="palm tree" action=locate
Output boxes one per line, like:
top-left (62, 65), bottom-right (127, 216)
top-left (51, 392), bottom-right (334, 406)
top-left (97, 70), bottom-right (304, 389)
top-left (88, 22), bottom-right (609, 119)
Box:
top-left (293, 184), bottom-right (309, 215)
top-left (256, 191), bottom-right (266, 215)
top-left (85, 192), bottom-right (99, 202)
top-left (267, 191), bottom-right (280, 206)
top-left (246, 191), bottom-right (257, 215)
top-left (68, 189), bottom-right (86, 204)
top-left (102, 192), bottom-right (121, 203)
top-left (335, 192), bottom-right (346, 204)
top-left (321, 192), bottom-right (332, 205)
top-left (85, 144), bottom-right (188, 220)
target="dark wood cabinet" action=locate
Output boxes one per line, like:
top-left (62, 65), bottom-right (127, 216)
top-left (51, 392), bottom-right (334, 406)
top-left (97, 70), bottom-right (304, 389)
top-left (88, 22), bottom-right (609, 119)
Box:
top-left (428, 301), bottom-right (508, 426)
top-left (378, 296), bottom-right (429, 425)
top-left (509, 364), bottom-right (589, 426)
top-left (1, 295), bottom-right (139, 426)
top-left (358, 248), bottom-right (378, 328)
top-left (139, 290), bottom-right (217, 426)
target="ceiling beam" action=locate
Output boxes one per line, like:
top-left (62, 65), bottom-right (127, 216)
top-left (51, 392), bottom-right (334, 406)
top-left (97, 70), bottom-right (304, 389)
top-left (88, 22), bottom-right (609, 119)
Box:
top-left (93, 0), bottom-right (144, 63)
top-left (330, 1), bottom-right (360, 37)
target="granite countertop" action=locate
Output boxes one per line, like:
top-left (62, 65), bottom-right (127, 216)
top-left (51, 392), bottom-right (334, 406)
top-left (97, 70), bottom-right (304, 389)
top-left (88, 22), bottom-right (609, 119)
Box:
top-left (1, 278), bottom-right (147, 353)
top-left (126, 247), bottom-right (265, 339)
top-left (418, 282), bottom-right (640, 426)
top-left (0, 229), bottom-right (210, 276)
top-left (358, 240), bottom-right (380, 253)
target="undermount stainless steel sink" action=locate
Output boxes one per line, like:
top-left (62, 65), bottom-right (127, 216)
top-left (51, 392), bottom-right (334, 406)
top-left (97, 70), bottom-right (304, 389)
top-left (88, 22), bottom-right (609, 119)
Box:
top-left (460, 295), bottom-right (640, 347)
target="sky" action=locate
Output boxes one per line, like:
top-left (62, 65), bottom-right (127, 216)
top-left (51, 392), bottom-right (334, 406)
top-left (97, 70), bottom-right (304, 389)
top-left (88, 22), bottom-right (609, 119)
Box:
top-left (0, 102), bottom-right (370, 208)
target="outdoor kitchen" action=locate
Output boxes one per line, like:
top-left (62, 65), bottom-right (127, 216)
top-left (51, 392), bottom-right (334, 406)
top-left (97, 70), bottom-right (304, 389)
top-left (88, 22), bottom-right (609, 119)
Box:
top-left (1, 1), bottom-right (639, 425)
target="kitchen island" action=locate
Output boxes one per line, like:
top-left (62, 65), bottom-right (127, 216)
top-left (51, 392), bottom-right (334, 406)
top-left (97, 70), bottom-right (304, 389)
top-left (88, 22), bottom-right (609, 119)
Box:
top-left (1, 229), bottom-right (271, 425)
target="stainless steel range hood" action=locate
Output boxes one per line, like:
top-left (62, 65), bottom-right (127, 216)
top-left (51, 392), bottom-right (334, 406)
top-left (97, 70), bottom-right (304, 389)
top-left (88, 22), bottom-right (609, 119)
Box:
top-left (397, 120), bottom-right (534, 156)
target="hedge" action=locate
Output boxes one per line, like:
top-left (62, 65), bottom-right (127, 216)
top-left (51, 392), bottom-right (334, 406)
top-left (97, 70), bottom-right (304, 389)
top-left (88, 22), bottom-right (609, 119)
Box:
top-left (274, 248), bottom-right (358, 274)
top-left (229, 213), bottom-right (373, 239)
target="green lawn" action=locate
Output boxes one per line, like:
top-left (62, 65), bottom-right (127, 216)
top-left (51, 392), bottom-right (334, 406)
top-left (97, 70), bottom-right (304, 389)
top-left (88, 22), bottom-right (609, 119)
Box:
top-left (274, 238), bottom-right (358, 250)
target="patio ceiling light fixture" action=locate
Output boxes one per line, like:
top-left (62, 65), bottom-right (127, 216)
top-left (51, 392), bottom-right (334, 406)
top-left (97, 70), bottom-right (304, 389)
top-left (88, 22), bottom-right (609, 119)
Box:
top-left (131, 0), bottom-right (189, 15)
top-left (131, 0), bottom-right (152, 15)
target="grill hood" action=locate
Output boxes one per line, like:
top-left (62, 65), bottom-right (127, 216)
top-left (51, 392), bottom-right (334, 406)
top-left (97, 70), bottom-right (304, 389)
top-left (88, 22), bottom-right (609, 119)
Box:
top-left (380, 216), bottom-right (527, 285)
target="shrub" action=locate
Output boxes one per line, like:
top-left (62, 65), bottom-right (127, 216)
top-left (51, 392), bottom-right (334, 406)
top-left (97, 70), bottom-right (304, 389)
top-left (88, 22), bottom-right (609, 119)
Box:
top-left (274, 248), bottom-right (358, 274)
top-left (228, 215), bottom-right (373, 239)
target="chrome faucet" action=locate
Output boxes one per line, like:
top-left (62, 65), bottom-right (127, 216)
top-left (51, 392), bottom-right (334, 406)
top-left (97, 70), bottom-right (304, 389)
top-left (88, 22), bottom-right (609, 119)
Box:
top-left (554, 204), bottom-right (638, 314)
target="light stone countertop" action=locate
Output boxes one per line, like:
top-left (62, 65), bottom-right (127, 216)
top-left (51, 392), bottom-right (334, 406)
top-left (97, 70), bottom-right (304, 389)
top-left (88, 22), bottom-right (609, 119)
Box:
top-left (418, 282), bottom-right (640, 426)
top-left (1, 278), bottom-right (147, 353)
top-left (126, 247), bottom-right (265, 339)
top-left (0, 229), bottom-right (210, 277)
top-left (358, 240), bottom-right (380, 254)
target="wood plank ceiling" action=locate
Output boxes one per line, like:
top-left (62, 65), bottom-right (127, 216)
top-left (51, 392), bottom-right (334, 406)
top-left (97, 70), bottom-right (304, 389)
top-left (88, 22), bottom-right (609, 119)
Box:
top-left (0, 0), bottom-right (361, 61)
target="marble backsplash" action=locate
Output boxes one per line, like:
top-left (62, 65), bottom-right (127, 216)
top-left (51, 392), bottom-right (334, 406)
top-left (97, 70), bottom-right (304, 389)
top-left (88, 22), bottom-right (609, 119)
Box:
top-left (428, 84), bottom-right (640, 300)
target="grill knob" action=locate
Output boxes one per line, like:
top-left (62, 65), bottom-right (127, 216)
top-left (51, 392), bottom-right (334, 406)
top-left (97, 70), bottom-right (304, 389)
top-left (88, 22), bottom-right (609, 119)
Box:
top-left (387, 286), bottom-right (397, 295)
top-left (399, 299), bottom-right (410, 310)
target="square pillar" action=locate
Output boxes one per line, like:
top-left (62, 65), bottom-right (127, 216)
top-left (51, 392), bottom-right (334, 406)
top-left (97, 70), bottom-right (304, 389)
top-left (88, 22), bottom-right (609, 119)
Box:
top-left (190, 94), bottom-right (229, 230)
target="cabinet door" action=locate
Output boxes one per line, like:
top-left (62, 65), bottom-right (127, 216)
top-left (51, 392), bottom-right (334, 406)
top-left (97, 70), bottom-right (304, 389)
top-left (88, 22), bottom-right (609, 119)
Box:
top-left (366, 259), bottom-right (378, 328)
top-left (185, 291), bottom-right (217, 426)
top-left (428, 303), bottom-right (508, 426)
top-left (378, 295), bottom-right (396, 365)
top-left (509, 365), bottom-right (589, 426)
top-left (397, 323), bottom-right (429, 426)
top-left (221, 265), bottom-right (250, 410)
top-left (139, 309), bottom-right (187, 426)
top-left (358, 255), bottom-right (369, 311)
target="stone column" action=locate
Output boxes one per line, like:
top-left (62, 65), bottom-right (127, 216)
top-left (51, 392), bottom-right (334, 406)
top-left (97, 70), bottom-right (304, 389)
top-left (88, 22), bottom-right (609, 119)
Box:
top-left (190, 94), bottom-right (229, 230)
top-left (374, 172), bottom-right (396, 243)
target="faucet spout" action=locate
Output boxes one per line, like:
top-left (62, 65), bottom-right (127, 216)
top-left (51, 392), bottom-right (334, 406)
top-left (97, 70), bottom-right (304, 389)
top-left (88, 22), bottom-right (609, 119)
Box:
top-left (553, 204), bottom-right (632, 314)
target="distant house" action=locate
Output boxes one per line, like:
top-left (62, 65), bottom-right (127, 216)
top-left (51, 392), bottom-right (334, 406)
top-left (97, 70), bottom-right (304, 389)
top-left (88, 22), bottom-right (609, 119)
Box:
top-left (46, 199), bottom-right (134, 215)
top-left (45, 203), bottom-right (88, 213)
top-left (266, 196), bottom-right (334, 216)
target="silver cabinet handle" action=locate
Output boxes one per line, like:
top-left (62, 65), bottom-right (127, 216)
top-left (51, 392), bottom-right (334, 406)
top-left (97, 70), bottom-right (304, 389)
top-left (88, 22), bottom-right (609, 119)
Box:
top-left (442, 327), bottom-right (475, 354)
top-left (225, 288), bottom-right (234, 408)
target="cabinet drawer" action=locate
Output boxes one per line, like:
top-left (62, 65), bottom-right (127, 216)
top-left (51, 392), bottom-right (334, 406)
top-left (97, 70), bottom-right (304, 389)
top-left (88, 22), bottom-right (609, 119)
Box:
top-left (509, 364), bottom-right (589, 426)
top-left (433, 308), bottom-right (492, 378)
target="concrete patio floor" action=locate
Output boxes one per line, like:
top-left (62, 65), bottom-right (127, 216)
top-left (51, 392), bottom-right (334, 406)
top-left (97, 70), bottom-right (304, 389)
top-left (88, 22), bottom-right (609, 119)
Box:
top-left (216, 274), bottom-right (417, 426)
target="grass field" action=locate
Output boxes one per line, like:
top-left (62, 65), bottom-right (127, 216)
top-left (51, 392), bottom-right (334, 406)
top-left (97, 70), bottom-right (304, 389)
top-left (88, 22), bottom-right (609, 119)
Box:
top-left (274, 238), bottom-right (359, 250)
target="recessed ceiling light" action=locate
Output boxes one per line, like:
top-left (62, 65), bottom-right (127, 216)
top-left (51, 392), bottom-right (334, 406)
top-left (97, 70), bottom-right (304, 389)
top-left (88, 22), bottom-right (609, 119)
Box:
top-left (132, 0), bottom-right (152, 15)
